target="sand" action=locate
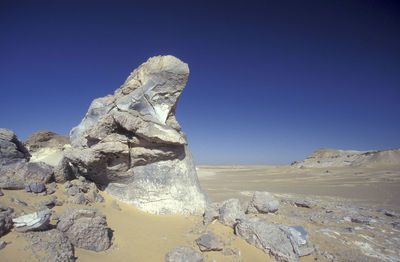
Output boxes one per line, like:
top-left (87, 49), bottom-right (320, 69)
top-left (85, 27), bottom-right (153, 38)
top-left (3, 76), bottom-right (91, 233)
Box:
top-left (197, 165), bottom-right (400, 209)
top-left (1, 164), bottom-right (399, 261)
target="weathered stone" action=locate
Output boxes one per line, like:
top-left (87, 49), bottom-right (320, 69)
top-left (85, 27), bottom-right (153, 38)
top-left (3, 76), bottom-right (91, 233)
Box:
top-left (0, 240), bottom-right (7, 250)
top-left (0, 207), bottom-right (13, 237)
top-left (39, 196), bottom-right (62, 209)
top-left (0, 188), bottom-right (3, 196)
top-left (203, 202), bottom-right (221, 225)
top-left (54, 157), bottom-right (76, 183)
top-left (218, 199), bottom-right (245, 228)
top-left (24, 130), bottom-right (69, 153)
top-left (57, 208), bottom-right (112, 252)
top-left (23, 229), bottom-right (75, 262)
top-left (70, 193), bottom-right (87, 205)
top-left (235, 219), bottom-right (298, 262)
top-left (13, 208), bottom-right (52, 232)
top-left (195, 232), bottom-right (224, 251)
top-left (246, 191), bottom-right (279, 214)
top-left (165, 246), bottom-right (203, 262)
top-left (63, 55), bottom-right (209, 215)
top-left (0, 128), bottom-right (30, 165)
top-left (0, 162), bottom-right (53, 190)
top-left (28, 182), bottom-right (46, 193)
top-left (87, 190), bottom-right (104, 203)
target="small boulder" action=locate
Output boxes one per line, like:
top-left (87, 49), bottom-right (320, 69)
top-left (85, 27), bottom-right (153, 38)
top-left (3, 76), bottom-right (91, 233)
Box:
top-left (0, 240), bottom-right (7, 250)
top-left (195, 232), bottom-right (224, 252)
top-left (27, 182), bottom-right (46, 193)
top-left (203, 202), bottom-right (221, 225)
top-left (0, 188), bottom-right (3, 196)
top-left (0, 206), bottom-right (13, 237)
top-left (57, 208), bottom-right (112, 252)
top-left (165, 246), bottom-right (203, 262)
top-left (218, 199), bottom-right (245, 228)
top-left (246, 191), bottom-right (279, 214)
top-left (13, 208), bottom-right (52, 232)
top-left (23, 229), bottom-right (75, 262)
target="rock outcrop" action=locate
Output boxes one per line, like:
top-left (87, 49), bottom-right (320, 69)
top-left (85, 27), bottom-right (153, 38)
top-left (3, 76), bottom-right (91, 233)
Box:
top-left (0, 128), bottom-right (30, 165)
top-left (292, 148), bottom-right (400, 168)
top-left (63, 55), bottom-right (208, 215)
top-left (25, 130), bottom-right (70, 167)
top-left (57, 208), bottom-right (112, 252)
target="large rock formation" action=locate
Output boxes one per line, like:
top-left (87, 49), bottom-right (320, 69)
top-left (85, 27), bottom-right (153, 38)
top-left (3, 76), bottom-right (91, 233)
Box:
top-left (292, 148), bottom-right (400, 168)
top-left (25, 130), bottom-right (70, 167)
top-left (0, 128), bottom-right (30, 166)
top-left (64, 55), bottom-right (209, 215)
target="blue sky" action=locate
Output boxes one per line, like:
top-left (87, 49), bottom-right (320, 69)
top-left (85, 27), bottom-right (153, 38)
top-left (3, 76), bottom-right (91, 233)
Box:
top-left (1, 0), bottom-right (399, 165)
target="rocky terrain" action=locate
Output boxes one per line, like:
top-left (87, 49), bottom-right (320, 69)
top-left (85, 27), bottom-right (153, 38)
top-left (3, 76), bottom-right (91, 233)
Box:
top-left (1, 56), bottom-right (399, 262)
top-left (291, 148), bottom-right (400, 168)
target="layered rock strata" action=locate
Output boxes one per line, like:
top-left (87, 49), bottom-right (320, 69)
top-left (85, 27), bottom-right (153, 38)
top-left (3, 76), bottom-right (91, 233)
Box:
top-left (64, 55), bottom-right (208, 215)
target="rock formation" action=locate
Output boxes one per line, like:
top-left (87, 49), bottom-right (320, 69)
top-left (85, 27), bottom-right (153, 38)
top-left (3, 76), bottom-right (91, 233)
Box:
top-left (0, 128), bottom-right (30, 166)
top-left (57, 208), bottom-right (112, 252)
top-left (63, 55), bottom-right (209, 215)
top-left (25, 130), bottom-right (70, 167)
top-left (292, 148), bottom-right (400, 168)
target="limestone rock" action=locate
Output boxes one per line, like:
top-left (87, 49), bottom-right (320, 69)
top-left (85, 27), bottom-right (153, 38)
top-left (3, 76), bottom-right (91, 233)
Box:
top-left (235, 219), bottom-right (299, 262)
top-left (0, 128), bottom-right (30, 165)
top-left (25, 130), bottom-right (69, 153)
top-left (246, 191), bottom-right (280, 214)
top-left (195, 232), bottom-right (224, 251)
top-left (292, 148), bottom-right (400, 168)
top-left (0, 162), bottom-right (53, 189)
top-left (23, 229), bottom-right (75, 262)
top-left (218, 199), bottom-right (245, 228)
top-left (13, 208), bottom-right (53, 232)
top-left (203, 202), bottom-right (221, 225)
top-left (0, 205), bottom-right (13, 237)
top-left (165, 246), bottom-right (203, 262)
top-left (57, 208), bottom-right (112, 252)
top-left (64, 55), bottom-right (208, 215)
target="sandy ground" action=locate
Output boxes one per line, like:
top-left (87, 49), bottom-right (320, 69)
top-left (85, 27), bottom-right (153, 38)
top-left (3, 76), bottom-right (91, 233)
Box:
top-left (1, 164), bottom-right (399, 261)
top-left (197, 165), bottom-right (400, 210)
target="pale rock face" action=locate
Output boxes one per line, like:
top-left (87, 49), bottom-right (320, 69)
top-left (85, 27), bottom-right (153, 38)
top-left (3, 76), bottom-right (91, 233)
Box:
top-left (292, 148), bottom-right (400, 168)
top-left (64, 55), bottom-right (209, 215)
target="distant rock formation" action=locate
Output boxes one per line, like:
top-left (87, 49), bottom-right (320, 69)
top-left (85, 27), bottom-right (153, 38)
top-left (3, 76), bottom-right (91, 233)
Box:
top-left (25, 130), bottom-right (70, 167)
top-left (63, 55), bottom-right (209, 215)
top-left (292, 148), bottom-right (400, 168)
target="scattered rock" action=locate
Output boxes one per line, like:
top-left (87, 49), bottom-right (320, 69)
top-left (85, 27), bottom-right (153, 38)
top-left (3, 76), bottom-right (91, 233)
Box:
top-left (203, 202), bottom-right (221, 225)
top-left (38, 196), bottom-right (62, 209)
top-left (235, 219), bottom-right (299, 262)
top-left (23, 229), bottom-right (75, 262)
top-left (0, 162), bottom-right (53, 190)
top-left (57, 208), bottom-right (112, 252)
top-left (87, 190), bottom-right (104, 203)
top-left (0, 188), bottom-right (3, 196)
top-left (246, 191), bottom-right (279, 214)
top-left (0, 240), bottom-right (6, 250)
top-left (0, 206), bottom-right (13, 237)
top-left (26, 182), bottom-right (46, 193)
top-left (63, 55), bottom-right (209, 215)
top-left (294, 200), bottom-right (312, 208)
top-left (70, 193), bottom-right (88, 205)
top-left (15, 199), bottom-right (28, 206)
top-left (12, 208), bottom-right (52, 232)
top-left (195, 232), bottom-right (224, 251)
top-left (165, 246), bottom-right (203, 262)
top-left (218, 199), bottom-right (245, 228)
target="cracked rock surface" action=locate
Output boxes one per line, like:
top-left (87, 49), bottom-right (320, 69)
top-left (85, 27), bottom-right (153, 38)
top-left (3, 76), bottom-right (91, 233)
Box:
top-left (63, 55), bottom-right (209, 215)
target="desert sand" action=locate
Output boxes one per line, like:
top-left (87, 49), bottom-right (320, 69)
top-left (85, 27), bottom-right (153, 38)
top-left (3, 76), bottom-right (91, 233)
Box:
top-left (1, 163), bottom-right (399, 261)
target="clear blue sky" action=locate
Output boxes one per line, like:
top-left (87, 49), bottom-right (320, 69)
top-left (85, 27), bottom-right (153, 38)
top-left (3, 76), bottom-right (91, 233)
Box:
top-left (1, 0), bottom-right (399, 165)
